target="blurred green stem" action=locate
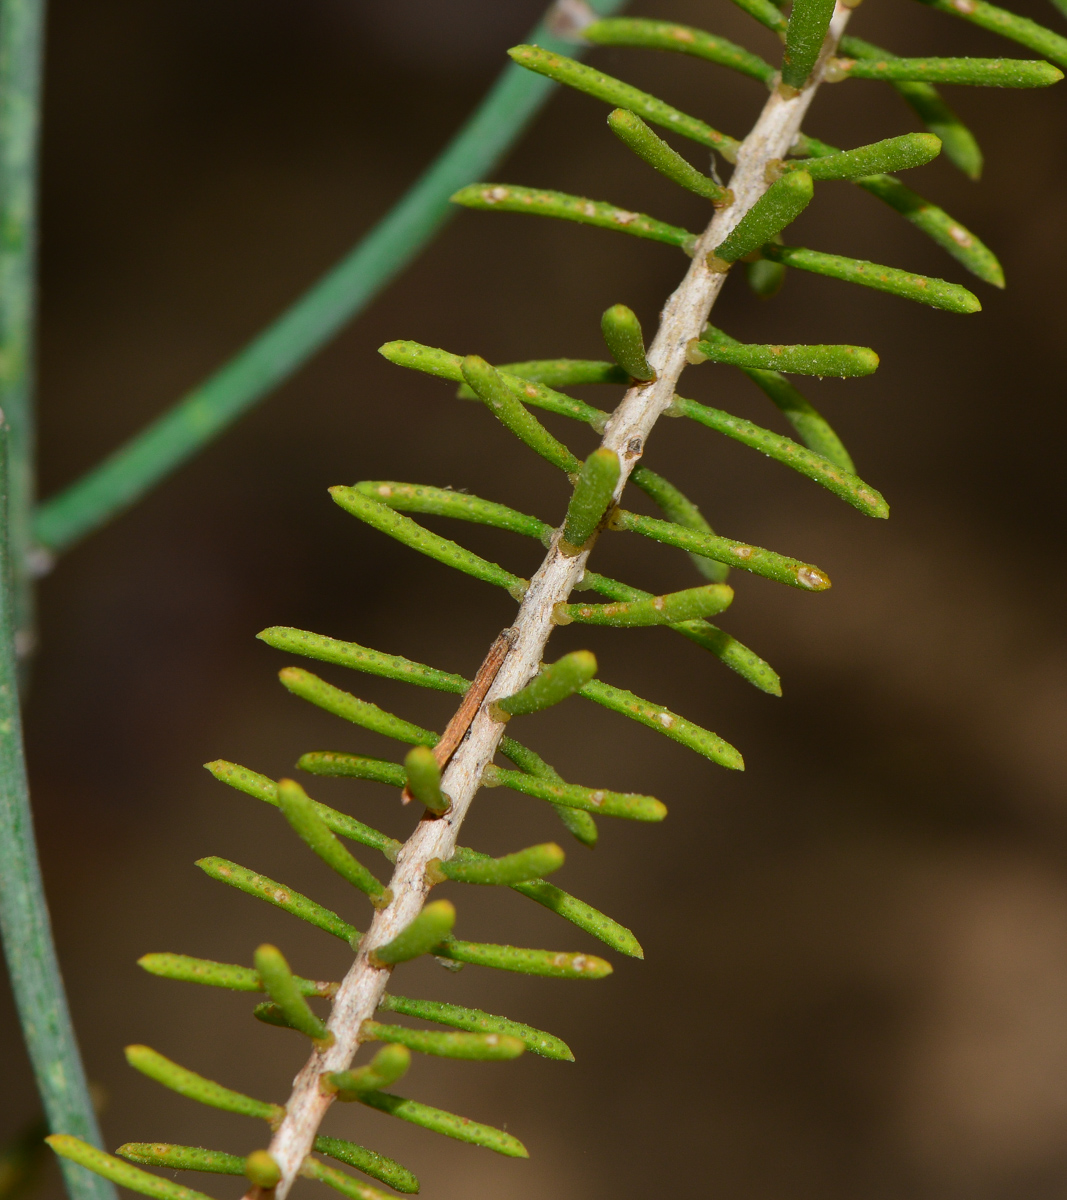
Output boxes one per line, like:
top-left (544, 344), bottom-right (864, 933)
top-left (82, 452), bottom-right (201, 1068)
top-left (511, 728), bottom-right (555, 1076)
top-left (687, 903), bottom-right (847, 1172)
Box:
top-left (33, 0), bottom-right (628, 555)
top-left (0, 424), bottom-right (117, 1200)
top-left (0, 0), bottom-right (43, 650)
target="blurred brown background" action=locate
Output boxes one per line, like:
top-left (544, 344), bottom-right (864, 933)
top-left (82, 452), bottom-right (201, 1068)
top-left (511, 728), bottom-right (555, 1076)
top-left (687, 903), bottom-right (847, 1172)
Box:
top-left (2, 1), bottom-right (1066, 1197)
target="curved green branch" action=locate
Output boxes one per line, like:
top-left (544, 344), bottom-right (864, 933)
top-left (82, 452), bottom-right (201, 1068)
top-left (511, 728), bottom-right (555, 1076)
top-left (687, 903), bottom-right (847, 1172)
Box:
top-left (33, 0), bottom-right (628, 555)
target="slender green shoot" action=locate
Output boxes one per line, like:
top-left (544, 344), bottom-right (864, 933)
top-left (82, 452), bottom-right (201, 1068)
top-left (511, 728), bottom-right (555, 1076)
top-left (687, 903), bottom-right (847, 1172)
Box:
top-left (830, 54), bottom-right (1062, 86)
top-left (760, 243), bottom-right (982, 311)
top-left (205, 760), bottom-right (402, 859)
top-left (629, 465), bottom-right (729, 582)
top-left (429, 842), bottom-right (564, 887)
top-left (911, 0), bottom-right (1067, 68)
top-left (137, 951), bottom-right (336, 996)
top-left (481, 764), bottom-right (667, 821)
top-left (46, 1139), bottom-right (211, 1200)
top-left (354, 1092), bottom-right (528, 1157)
top-left (301, 1157), bottom-right (398, 1200)
top-left (354, 481), bottom-right (552, 543)
top-left (433, 938), bottom-right (612, 978)
top-left (493, 651), bottom-right (598, 717)
top-left (370, 900), bottom-right (456, 966)
top-left (554, 583), bottom-right (734, 627)
top-left (195, 858), bottom-right (358, 943)
top-left (782, 0), bottom-right (837, 89)
top-left (710, 171), bottom-right (813, 265)
top-left (584, 17), bottom-right (775, 83)
top-left (728, 0), bottom-right (787, 32)
top-left (330, 485), bottom-right (528, 598)
top-left (687, 337), bottom-right (879, 377)
top-left (378, 992), bottom-right (573, 1060)
top-left (607, 109), bottom-right (731, 203)
top-left (777, 132), bottom-right (941, 180)
top-left (360, 1021), bottom-right (526, 1061)
top-left (253, 944), bottom-right (333, 1046)
top-left (451, 183), bottom-right (697, 253)
top-left (403, 745), bottom-right (450, 815)
top-left (277, 779), bottom-right (391, 906)
top-left (115, 1146), bottom-right (244, 1175)
top-left (123, 1046), bottom-right (284, 1123)
top-left (324, 1046), bottom-right (412, 1097)
top-left (562, 448), bottom-right (621, 550)
top-left (311, 1137), bottom-right (419, 1194)
top-left (601, 304), bottom-right (656, 380)
top-left (460, 355), bottom-right (580, 472)
top-left (506, 875), bottom-right (643, 957)
top-left (507, 44), bottom-right (741, 158)
top-left (611, 507), bottom-right (831, 592)
top-left (279, 668), bottom-right (436, 745)
top-left (669, 393), bottom-right (887, 516)
top-left (579, 678), bottom-right (745, 768)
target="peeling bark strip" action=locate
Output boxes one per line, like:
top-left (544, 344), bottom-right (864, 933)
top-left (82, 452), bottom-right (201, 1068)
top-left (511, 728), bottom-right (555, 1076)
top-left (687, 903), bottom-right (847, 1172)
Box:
top-left (256, 8), bottom-right (855, 1197)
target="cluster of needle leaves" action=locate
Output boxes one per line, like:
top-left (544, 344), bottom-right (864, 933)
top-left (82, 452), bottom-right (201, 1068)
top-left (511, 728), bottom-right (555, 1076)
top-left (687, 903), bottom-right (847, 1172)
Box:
top-left (46, 1), bottom-right (1065, 1197)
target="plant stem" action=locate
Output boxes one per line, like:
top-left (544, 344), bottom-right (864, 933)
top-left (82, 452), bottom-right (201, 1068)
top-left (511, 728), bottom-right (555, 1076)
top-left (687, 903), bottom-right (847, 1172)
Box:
top-left (31, 0), bottom-right (628, 557)
top-left (0, 0), bottom-right (44, 652)
top-left (0, 421), bottom-right (117, 1200)
top-left (257, 9), bottom-right (854, 1197)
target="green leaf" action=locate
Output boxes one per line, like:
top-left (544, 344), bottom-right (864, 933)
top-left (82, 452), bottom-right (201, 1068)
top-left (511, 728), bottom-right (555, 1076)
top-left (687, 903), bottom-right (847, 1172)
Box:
top-left (279, 668), bottom-right (436, 745)
top-left (612, 506), bottom-right (831, 592)
top-left (451, 182), bottom-right (697, 253)
top-left (562, 448), bottom-right (621, 549)
top-left (311, 1136), bottom-right (418, 1195)
top-left (204, 759), bottom-right (401, 859)
top-left (277, 779), bottom-right (391, 905)
top-left (831, 53), bottom-right (1062, 86)
top-left (360, 1020), bottom-right (526, 1060)
top-left (430, 842), bottom-right (565, 886)
top-left (746, 256), bottom-right (787, 298)
top-left (782, 0), bottom-right (837, 89)
top-left (47, 1139), bottom-right (212, 1200)
top-left (301, 1157), bottom-right (399, 1200)
top-left (727, 0), bottom-right (787, 32)
top-left (912, 0), bottom-right (1067, 68)
top-left (607, 109), bottom-right (731, 203)
top-left (782, 132), bottom-right (941, 180)
top-left (136, 952), bottom-right (337, 997)
top-left (494, 651), bottom-right (598, 717)
top-left (669, 393), bottom-right (887, 517)
top-left (579, 570), bottom-right (781, 695)
top-left (116, 1145), bottom-right (244, 1176)
top-left (601, 302), bottom-right (656, 381)
top-left (253, 944), bottom-right (332, 1045)
top-left (496, 737), bottom-right (599, 848)
top-left (258, 626), bottom-right (468, 693)
top-left (508, 877), bottom-right (643, 957)
top-left (710, 171), bottom-right (814, 265)
top-left (353, 481), bottom-right (552, 542)
top-left (761, 243), bottom-right (982, 311)
top-left (371, 900), bottom-right (456, 966)
top-left (298, 752), bottom-right (407, 788)
top-left (331, 485), bottom-right (529, 597)
top-left (243, 1152), bottom-right (280, 1189)
top-left (433, 938), bottom-right (613, 978)
top-left (456, 357), bottom-right (627, 394)
top-left (354, 1092), bottom-right (528, 1157)
top-left (837, 35), bottom-right (983, 177)
top-left (324, 1046), bottom-right (412, 1096)
top-left (404, 746), bottom-right (450, 815)
top-left (579, 677), bottom-right (745, 768)
top-left (195, 858), bottom-right (358, 943)
top-left (482, 764), bottom-right (667, 821)
top-left (629, 465), bottom-right (730, 582)
top-left (378, 992), bottom-right (573, 1060)
top-left (122, 1045), bottom-right (283, 1122)
top-left (697, 325), bottom-right (854, 469)
top-left (584, 17), bottom-right (775, 82)
top-left (507, 43), bottom-right (740, 158)
top-left (688, 336), bottom-right (878, 377)
top-left (460, 355), bottom-right (581, 471)
top-left (554, 583), bottom-right (734, 626)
